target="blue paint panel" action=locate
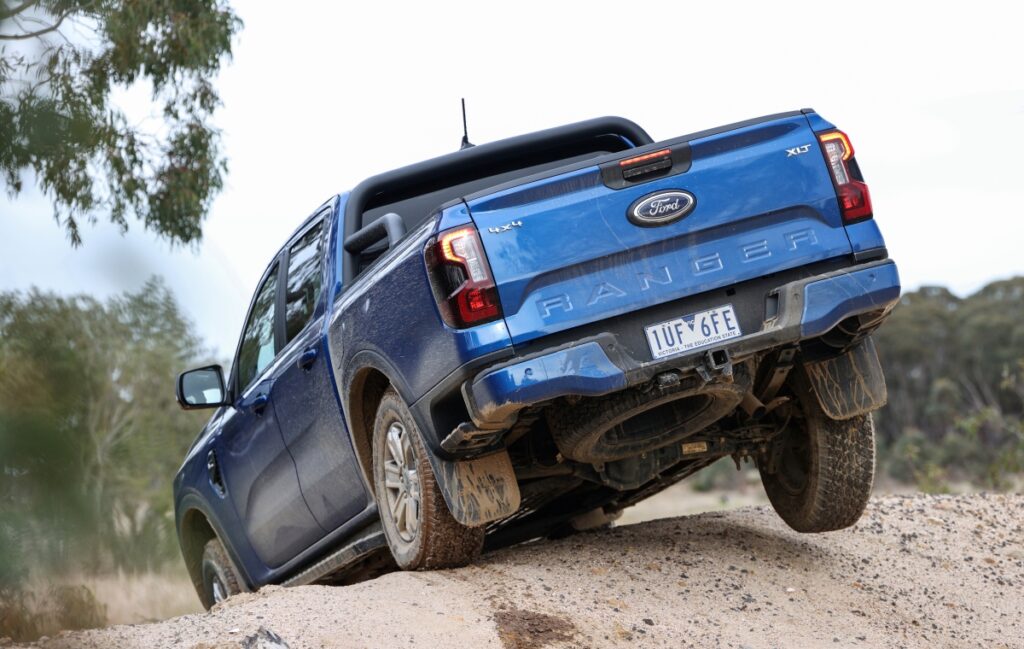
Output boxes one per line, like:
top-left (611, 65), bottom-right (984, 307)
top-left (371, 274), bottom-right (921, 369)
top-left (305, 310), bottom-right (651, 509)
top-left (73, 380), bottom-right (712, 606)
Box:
top-left (273, 321), bottom-right (368, 532)
top-left (174, 434), bottom-right (261, 587)
top-left (844, 219), bottom-right (887, 253)
top-left (216, 380), bottom-right (325, 571)
top-left (329, 220), bottom-right (514, 407)
top-left (802, 261), bottom-right (901, 337)
top-left (469, 341), bottom-right (626, 413)
top-left (803, 111), bottom-right (837, 133)
top-left (437, 201), bottom-right (474, 231)
top-left (468, 114), bottom-right (852, 345)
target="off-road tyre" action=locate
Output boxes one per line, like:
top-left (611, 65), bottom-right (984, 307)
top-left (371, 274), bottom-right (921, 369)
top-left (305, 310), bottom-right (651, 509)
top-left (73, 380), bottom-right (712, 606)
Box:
top-left (200, 537), bottom-right (243, 609)
top-left (372, 387), bottom-right (484, 569)
top-left (759, 369), bottom-right (875, 533)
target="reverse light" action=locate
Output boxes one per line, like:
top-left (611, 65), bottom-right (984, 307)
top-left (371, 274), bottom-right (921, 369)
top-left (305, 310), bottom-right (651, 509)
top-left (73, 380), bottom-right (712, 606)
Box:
top-left (441, 228), bottom-right (488, 281)
top-left (428, 227), bottom-right (502, 328)
top-left (817, 130), bottom-right (873, 222)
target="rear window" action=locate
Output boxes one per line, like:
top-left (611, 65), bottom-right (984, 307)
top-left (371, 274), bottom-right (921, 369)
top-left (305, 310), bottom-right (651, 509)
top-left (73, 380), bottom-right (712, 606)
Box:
top-left (284, 222), bottom-right (323, 343)
top-left (237, 265), bottom-right (279, 390)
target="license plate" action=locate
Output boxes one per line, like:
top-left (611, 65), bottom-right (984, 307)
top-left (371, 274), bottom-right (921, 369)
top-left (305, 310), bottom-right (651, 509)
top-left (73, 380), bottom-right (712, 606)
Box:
top-left (644, 304), bottom-right (742, 360)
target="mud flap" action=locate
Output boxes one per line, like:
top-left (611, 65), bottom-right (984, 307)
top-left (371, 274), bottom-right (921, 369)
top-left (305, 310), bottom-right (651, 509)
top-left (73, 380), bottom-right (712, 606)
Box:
top-left (802, 336), bottom-right (887, 420)
top-left (424, 448), bottom-right (521, 527)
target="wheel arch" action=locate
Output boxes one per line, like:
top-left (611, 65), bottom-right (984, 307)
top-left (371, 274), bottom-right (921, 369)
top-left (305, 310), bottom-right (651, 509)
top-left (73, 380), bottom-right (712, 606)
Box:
top-left (178, 506), bottom-right (217, 596)
top-left (342, 350), bottom-right (519, 529)
top-left (176, 491), bottom-right (253, 594)
top-left (345, 356), bottom-right (399, 489)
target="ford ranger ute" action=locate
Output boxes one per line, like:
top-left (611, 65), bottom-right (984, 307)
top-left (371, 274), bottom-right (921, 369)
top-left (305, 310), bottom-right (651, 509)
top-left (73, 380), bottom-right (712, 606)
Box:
top-left (174, 110), bottom-right (900, 607)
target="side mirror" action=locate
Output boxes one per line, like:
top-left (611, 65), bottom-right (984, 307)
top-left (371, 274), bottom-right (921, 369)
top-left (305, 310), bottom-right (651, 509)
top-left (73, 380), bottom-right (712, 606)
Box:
top-left (176, 365), bottom-right (229, 410)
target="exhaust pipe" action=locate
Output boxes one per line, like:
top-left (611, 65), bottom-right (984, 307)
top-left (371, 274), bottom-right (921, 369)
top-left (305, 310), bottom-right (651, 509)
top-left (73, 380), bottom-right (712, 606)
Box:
top-left (739, 392), bottom-right (767, 420)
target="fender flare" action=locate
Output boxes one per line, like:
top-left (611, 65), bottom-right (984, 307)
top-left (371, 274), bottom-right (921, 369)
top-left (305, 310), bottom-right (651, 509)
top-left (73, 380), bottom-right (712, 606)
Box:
top-left (176, 491), bottom-right (253, 591)
top-left (340, 349), bottom-right (417, 494)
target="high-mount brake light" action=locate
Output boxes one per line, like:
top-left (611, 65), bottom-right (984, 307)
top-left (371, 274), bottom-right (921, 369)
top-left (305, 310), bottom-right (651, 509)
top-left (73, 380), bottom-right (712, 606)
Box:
top-left (619, 149), bottom-right (671, 167)
top-left (817, 130), bottom-right (873, 223)
top-left (616, 148), bottom-right (675, 182)
top-left (428, 227), bottom-right (502, 328)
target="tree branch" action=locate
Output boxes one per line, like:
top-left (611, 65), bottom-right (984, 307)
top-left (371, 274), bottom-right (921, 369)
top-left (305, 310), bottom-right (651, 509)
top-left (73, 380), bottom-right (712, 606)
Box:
top-left (0, 0), bottom-right (40, 20)
top-left (0, 10), bottom-right (66, 40)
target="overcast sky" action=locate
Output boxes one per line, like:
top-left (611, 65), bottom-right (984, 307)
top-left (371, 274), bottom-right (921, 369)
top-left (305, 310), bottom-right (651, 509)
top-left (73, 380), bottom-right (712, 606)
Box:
top-left (1, 1), bottom-right (1022, 356)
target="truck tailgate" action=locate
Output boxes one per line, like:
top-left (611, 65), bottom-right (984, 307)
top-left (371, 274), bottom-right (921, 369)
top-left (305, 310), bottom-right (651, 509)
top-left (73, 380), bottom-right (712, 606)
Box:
top-left (466, 113), bottom-right (851, 345)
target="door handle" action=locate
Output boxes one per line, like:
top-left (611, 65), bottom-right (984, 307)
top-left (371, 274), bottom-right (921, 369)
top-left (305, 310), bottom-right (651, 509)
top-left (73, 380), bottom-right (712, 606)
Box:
top-left (298, 346), bottom-right (318, 370)
top-left (252, 393), bottom-right (269, 415)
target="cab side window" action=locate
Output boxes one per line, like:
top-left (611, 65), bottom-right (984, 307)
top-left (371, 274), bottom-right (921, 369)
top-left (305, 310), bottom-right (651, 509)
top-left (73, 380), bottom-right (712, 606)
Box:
top-left (284, 221), bottom-right (324, 344)
top-left (237, 265), bottom-right (279, 391)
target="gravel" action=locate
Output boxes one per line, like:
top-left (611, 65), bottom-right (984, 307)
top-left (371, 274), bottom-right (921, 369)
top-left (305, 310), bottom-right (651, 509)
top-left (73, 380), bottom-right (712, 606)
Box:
top-left (22, 493), bottom-right (1024, 649)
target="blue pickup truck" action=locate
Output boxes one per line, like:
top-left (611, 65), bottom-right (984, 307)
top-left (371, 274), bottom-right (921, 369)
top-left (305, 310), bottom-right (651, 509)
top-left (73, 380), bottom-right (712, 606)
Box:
top-left (174, 110), bottom-right (900, 607)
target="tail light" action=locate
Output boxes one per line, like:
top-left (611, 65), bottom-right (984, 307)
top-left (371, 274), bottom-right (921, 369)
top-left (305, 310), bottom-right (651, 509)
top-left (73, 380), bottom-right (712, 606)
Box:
top-left (818, 130), bottom-right (873, 223)
top-left (426, 226), bottom-right (502, 328)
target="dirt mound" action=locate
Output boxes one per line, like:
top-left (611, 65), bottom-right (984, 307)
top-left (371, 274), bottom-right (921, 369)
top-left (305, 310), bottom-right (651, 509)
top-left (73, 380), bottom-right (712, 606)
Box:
top-left (22, 494), bottom-right (1024, 649)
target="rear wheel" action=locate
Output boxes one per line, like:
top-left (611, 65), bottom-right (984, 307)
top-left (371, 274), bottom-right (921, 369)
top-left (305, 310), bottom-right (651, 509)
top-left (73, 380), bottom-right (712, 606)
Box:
top-left (759, 370), bottom-right (875, 532)
top-left (372, 387), bottom-right (484, 569)
top-left (200, 537), bottom-right (243, 609)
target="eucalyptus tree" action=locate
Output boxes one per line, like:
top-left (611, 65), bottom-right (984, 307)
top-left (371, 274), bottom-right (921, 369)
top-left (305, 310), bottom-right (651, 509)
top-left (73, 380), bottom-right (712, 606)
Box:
top-left (0, 0), bottom-right (241, 245)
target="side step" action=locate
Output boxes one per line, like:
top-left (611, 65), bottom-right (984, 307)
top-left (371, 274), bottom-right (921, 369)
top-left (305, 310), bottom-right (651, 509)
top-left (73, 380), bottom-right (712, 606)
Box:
top-left (282, 522), bottom-right (387, 587)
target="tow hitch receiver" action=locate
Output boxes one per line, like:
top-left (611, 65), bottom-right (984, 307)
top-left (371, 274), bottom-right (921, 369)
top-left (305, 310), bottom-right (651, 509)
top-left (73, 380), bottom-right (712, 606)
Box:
top-left (696, 348), bottom-right (733, 383)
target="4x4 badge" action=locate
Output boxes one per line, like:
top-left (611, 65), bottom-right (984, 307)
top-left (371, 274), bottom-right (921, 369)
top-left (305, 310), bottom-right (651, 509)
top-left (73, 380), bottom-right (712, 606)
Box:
top-left (488, 221), bottom-right (522, 234)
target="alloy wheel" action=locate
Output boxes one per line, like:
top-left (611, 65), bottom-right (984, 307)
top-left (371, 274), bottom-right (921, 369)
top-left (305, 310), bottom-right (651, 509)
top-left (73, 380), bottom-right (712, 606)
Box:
top-left (382, 422), bottom-right (421, 543)
top-left (211, 575), bottom-right (226, 604)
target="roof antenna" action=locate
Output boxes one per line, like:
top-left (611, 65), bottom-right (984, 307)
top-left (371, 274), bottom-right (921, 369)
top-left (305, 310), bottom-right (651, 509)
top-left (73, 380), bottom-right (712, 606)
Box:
top-left (460, 98), bottom-right (474, 149)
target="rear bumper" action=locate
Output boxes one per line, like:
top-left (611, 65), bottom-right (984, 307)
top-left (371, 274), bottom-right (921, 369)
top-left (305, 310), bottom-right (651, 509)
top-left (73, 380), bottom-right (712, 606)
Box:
top-left (799, 260), bottom-right (900, 337)
top-left (462, 259), bottom-right (900, 432)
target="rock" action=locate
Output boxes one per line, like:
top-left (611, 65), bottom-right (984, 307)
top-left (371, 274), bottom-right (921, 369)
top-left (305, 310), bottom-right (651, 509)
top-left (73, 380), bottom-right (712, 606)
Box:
top-left (240, 627), bottom-right (289, 649)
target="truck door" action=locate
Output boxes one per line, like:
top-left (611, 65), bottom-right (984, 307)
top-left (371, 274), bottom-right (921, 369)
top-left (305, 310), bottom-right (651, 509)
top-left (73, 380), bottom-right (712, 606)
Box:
top-left (272, 213), bottom-right (369, 532)
top-left (217, 260), bottom-right (325, 568)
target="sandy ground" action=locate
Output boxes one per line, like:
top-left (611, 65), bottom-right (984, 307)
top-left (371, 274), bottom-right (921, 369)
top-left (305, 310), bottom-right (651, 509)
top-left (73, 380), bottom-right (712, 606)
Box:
top-left (38, 571), bottom-right (202, 626)
top-left (16, 493), bottom-right (1023, 649)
